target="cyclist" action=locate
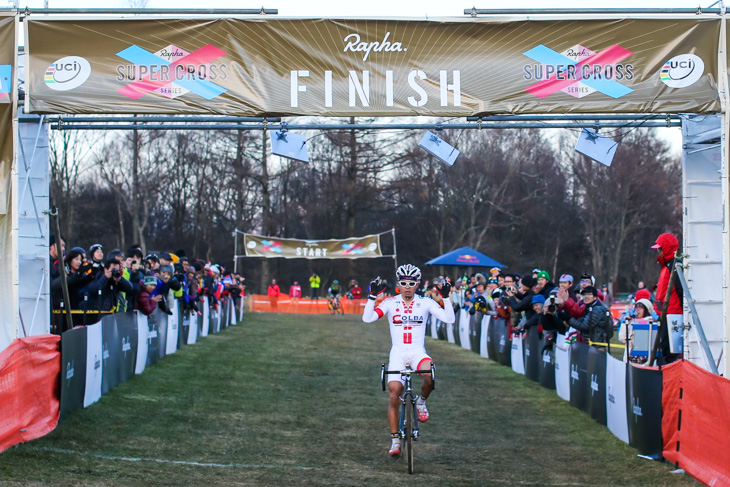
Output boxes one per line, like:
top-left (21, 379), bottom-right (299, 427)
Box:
top-left (362, 264), bottom-right (454, 458)
top-left (328, 280), bottom-right (342, 314)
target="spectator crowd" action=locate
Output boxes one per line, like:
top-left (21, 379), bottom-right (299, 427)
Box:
top-left (49, 235), bottom-right (246, 334)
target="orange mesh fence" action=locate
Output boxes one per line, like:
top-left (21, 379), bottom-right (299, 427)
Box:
top-left (249, 294), bottom-right (368, 315)
top-left (662, 360), bottom-right (730, 487)
top-left (0, 335), bottom-right (61, 453)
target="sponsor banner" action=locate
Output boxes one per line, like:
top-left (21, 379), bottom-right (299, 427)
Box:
top-left (60, 326), bottom-right (87, 419)
top-left (244, 233), bottom-right (382, 260)
top-left (228, 298), bottom-right (236, 326)
top-left (200, 297), bottom-right (210, 337)
top-left (25, 18), bottom-right (721, 115)
top-left (101, 317), bottom-right (120, 395)
top-left (177, 301), bottom-right (186, 349)
top-left (145, 310), bottom-right (161, 367)
top-left (586, 346), bottom-right (608, 426)
top-left (211, 305), bottom-right (221, 334)
top-left (554, 334), bottom-right (571, 401)
top-left (627, 364), bottom-right (664, 458)
top-left (0, 13), bottom-right (16, 216)
top-left (569, 342), bottom-right (590, 412)
top-left (539, 344), bottom-right (556, 391)
top-left (511, 334), bottom-right (525, 375)
top-left (486, 316), bottom-right (498, 361)
top-left (469, 312), bottom-right (481, 353)
top-left (165, 295), bottom-right (179, 356)
top-left (494, 318), bottom-right (511, 367)
top-left (134, 311), bottom-right (148, 375)
top-left (83, 322), bottom-right (103, 408)
top-left (429, 316), bottom-right (438, 339)
top-left (480, 315), bottom-right (490, 359)
top-left (459, 310), bottom-right (471, 350)
top-left (238, 296), bottom-right (245, 322)
top-left (524, 329), bottom-right (541, 382)
top-left (185, 311), bottom-right (198, 345)
top-left (446, 315), bottom-right (456, 344)
top-left (606, 355), bottom-right (629, 444)
top-left (116, 312), bottom-right (138, 384)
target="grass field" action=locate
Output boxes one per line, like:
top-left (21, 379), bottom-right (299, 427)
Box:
top-left (0, 313), bottom-right (700, 486)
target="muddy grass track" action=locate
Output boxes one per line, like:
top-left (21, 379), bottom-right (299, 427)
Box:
top-left (0, 313), bottom-right (699, 486)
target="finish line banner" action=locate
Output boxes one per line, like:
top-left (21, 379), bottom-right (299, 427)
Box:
top-left (244, 233), bottom-right (383, 259)
top-left (25, 17), bottom-right (720, 115)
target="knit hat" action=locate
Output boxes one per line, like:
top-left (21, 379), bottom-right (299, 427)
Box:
top-left (635, 298), bottom-right (656, 317)
top-left (143, 275), bottom-right (157, 286)
top-left (537, 270), bottom-right (550, 280)
top-left (521, 276), bottom-right (537, 288)
top-left (532, 294), bottom-right (546, 305)
top-left (580, 285), bottom-right (598, 296)
top-left (89, 243), bottom-right (103, 255)
top-left (635, 289), bottom-right (651, 301)
top-left (159, 265), bottom-right (173, 274)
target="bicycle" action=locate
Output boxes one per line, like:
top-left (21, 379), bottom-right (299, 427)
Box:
top-left (380, 362), bottom-right (436, 474)
top-left (328, 295), bottom-right (344, 315)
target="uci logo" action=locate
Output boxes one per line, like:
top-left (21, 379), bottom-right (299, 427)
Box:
top-left (45, 56), bottom-right (91, 91)
top-left (660, 54), bottom-right (704, 88)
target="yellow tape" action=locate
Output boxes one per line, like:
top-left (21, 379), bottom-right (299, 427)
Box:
top-left (588, 340), bottom-right (626, 349)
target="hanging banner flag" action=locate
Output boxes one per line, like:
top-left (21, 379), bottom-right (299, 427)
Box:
top-left (0, 13), bottom-right (15, 216)
top-left (24, 17), bottom-right (720, 115)
top-left (243, 233), bottom-right (383, 259)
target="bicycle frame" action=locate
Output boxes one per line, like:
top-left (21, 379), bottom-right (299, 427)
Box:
top-left (380, 363), bottom-right (436, 440)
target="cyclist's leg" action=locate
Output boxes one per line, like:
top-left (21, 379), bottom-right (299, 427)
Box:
top-left (387, 349), bottom-right (407, 454)
top-left (417, 356), bottom-right (434, 399)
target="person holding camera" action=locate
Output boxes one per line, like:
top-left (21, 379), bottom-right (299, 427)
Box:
top-left (560, 286), bottom-right (613, 349)
top-left (506, 275), bottom-right (536, 331)
top-left (85, 258), bottom-right (134, 312)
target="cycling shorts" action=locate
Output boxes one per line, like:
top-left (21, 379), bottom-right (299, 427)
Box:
top-left (387, 347), bottom-right (433, 385)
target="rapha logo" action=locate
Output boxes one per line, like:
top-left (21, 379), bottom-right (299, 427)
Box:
top-left (343, 32), bottom-right (406, 62)
top-left (499, 336), bottom-right (506, 348)
top-left (608, 386), bottom-right (615, 404)
top-left (66, 361), bottom-right (75, 380)
top-left (542, 352), bottom-right (551, 364)
top-left (590, 374), bottom-right (599, 395)
top-left (571, 364), bottom-right (579, 383)
top-left (633, 398), bottom-right (643, 421)
top-left (122, 336), bottom-right (131, 356)
top-left (94, 353), bottom-right (101, 371)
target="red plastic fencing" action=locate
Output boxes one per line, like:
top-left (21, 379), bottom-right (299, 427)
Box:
top-left (0, 335), bottom-right (61, 453)
top-left (662, 360), bottom-right (730, 487)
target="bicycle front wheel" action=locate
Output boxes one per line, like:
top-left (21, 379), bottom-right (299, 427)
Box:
top-left (405, 399), bottom-right (414, 474)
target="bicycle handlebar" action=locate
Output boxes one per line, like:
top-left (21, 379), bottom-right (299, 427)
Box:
top-left (381, 363), bottom-right (436, 391)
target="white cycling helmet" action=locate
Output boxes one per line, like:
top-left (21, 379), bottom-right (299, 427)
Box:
top-left (396, 264), bottom-right (422, 282)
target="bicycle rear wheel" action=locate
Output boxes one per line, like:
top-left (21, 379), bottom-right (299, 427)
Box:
top-left (405, 399), bottom-right (414, 474)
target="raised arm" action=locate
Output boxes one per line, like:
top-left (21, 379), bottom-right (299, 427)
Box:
top-left (430, 297), bottom-right (455, 324)
top-left (362, 277), bottom-right (387, 323)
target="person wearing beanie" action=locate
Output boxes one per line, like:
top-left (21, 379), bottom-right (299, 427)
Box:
top-left (505, 275), bottom-right (537, 330)
top-left (135, 274), bottom-right (162, 316)
top-left (652, 232), bottom-right (683, 359)
top-left (563, 286), bottom-right (614, 348)
top-left (88, 243), bottom-right (105, 276)
top-left (618, 297), bottom-right (658, 363)
top-left (534, 270), bottom-right (557, 299)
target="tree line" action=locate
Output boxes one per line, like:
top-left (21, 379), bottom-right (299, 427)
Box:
top-left (50, 120), bottom-right (681, 294)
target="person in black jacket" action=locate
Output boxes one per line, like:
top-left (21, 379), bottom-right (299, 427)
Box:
top-left (51, 247), bottom-right (95, 312)
top-left (564, 286), bottom-right (612, 349)
top-left (85, 259), bottom-right (134, 312)
top-left (506, 276), bottom-right (536, 330)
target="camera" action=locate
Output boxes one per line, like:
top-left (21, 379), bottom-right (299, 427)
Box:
top-left (111, 269), bottom-right (121, 279)
top-left (506, 286), bottom-right (515, 292)
top-left (546, 295), bottom-right (557, 312)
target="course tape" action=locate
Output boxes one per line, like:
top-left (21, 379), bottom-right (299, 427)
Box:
top-left (29, 446), bottom-right (315, 470)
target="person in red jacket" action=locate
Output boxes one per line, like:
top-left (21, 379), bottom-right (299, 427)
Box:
top-left (135, 275), bottom-right (162, 316)
top-left (652, 232), bottom-right (683, 359)
top-left (268, 279), bottom-right (281, 311)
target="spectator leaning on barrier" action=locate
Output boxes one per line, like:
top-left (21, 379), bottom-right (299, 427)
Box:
top-left (534, 270), bottom-right (557, 299)
top-left (563, 286), bottom-right (613, 349)
top-left (618, 297), bottom-right (656, 363)
top-left (351, 281), bottom-right (362, 300)
top-left (507, 276), bottom-right (536, 330)
top-left (290, 281), bottom-right (302, 303)
top-left (50, 247), bottom-right (95, 313)
top-left (135, 274), bottom-right (162, 316)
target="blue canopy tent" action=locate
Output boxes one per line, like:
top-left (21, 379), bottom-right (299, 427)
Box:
top-left (424, 247), bottom-right (505, 268)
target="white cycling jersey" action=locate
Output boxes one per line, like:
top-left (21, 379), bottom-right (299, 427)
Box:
top-left (362, 294), bottom-right (455, 348)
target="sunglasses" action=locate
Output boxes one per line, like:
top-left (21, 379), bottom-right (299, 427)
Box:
top-left (398, 280), bottom-right (418, 288)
